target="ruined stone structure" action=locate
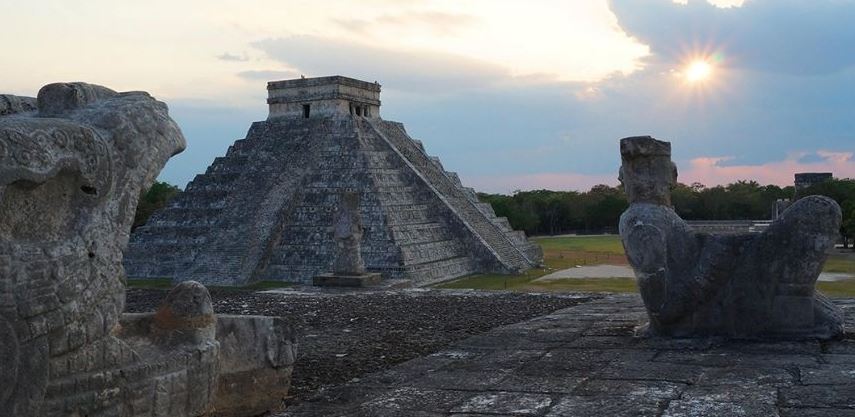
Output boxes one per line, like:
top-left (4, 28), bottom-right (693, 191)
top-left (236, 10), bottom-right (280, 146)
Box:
top-left (795, 172), bottom-right (833, 193)
top-left (618, 136), bottom-right (843, 339)
top-left (0, 83), bottom-right (295, 417)
top-left (268, 76), bottom-right (381, 119)
top-left (774, 172), bottom-right (835, 219)
top-left (126, 76), bottom-right (541, 286)
top-left (685, 220), bottom-right (772, 235)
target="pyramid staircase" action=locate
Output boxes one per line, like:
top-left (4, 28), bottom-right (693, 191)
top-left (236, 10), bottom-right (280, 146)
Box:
top-left (367, 119), bottom-right (540, 272)
top-left (126, 116), bottom-right (541, 286)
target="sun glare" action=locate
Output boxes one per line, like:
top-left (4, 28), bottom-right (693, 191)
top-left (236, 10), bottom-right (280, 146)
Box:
top-left (686, 60), bottom-right (713, 83)
top-left (673, 52), bottom-right (730, 103)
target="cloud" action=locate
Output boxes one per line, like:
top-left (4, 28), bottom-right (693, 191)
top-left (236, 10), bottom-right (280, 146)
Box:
top-left (460, 150), bottom-right (855, 194)
top-left (672, 0), bottom-right (747, 7)
top-left (464, 172), bottom-right (618, 194)
top-left (149, 2), bottom-right (855, 194)
top-left (334, 11), bottom-right (478, 35)
top-left (217, 52), bottom-right (249, 62)
top-left (797, 153), bottom-right (825, 164)
top-left (237, 69), bottom-right (299, 81)
top-left (680, 150), bottom-right (855, 186)
top-left (250, 35), bottom-right (511, 92)
top-left (372, 51), bottom-right (854, 192)
top-left (610, 0), bottom-right (855, 75)
top-left (817, 150), bottom-right (854, 165)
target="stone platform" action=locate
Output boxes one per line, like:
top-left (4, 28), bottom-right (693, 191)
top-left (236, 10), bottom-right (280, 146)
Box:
top-left (313, 272), bottom-right (383, 287)
top-left (280, 294), bottom-right (855, 416)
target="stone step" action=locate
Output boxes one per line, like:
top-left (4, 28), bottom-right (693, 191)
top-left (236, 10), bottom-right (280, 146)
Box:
top-left (403, 256), bottom-right (478, 284)
top-left (368, 119), bottom-right (534, 271)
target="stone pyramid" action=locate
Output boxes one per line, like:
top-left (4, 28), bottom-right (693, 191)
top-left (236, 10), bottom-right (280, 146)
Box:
top-left (125, 76), bottom-right (542, 286)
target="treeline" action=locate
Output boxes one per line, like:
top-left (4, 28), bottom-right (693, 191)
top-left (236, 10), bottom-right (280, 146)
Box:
top-left (133, 181), bottom-right (180, 230)
top-left (133, 179), bottom-right (855, 248)
top-left (480, 179), bottom-right (855, 246)
top-left (799, 179), bottom-right (855, 248)
top-left (480, 185), bottom-right (631, 236)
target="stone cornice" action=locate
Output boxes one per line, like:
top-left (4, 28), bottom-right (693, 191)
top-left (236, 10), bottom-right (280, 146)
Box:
top-left (267, 92), bottom-right (381, 106)
top-left (267, 76), bottom-right (381, 92)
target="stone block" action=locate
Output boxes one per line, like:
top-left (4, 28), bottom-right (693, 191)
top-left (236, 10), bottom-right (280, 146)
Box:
top-left (772, 295), bottom-right (815, 328)
top-left (452, 391), bottom-right (553, 415)
top-left (211, 315), bottom-right (298, 417)
top-left (662, 400), bottom-right (778, 417)
top-left (547, 396), bottom-right (664, 417)
top-left (313, 272), bottom-right (382, 287)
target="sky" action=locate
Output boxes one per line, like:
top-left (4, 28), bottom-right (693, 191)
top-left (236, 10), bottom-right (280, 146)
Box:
top-left (3, 0), bottom-right (854, 193)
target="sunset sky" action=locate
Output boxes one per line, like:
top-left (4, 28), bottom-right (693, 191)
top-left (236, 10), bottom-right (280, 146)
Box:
top-left (4, 0), bottom-right (854, 193)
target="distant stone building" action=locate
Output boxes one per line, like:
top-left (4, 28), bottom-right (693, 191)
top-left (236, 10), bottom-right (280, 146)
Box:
top-left (688, 172), bottom-right (835, 233)
top-left (684, 219), bottom-right (772, 235)
top-left (125, 76), bottom-right (542, 286)
top-left (774, 172), bottom-right (834, 219)
top-left (794, 172), bottom-right (833, 194)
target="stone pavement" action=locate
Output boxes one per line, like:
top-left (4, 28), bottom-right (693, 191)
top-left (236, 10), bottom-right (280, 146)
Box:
top-left (280, 294), bottom-right (855, 416)
top-left (535, 265), bottom-right (854, 283)
top-left (535, 265), bottom-right (634, 281)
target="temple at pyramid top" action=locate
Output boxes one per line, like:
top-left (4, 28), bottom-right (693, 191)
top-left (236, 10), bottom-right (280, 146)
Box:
top-left (126, 76), bottom-right (542, 287)
top-left (267, 75), bottom-right (381, 119)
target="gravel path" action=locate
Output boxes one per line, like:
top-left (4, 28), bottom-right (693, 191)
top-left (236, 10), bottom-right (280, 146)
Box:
top-left (125, 288), bottom-right (593, 406)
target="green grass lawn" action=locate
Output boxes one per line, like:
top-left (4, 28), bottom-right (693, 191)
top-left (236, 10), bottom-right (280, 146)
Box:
top-left (817, 280), bottom-right (855, 297)
top-left (126, 235), bottom-right (855, 296)
top-left (534, 235), bottom-right (625, 254)
top-left (437, 234), bottom-right (855, 296)
top-left (825, 254), bottom-right (855, 274)
top-left (438, 234), bottom-right (634, 292)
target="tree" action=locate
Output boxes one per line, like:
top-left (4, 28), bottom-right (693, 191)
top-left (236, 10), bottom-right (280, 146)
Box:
top-left (799, 178), bottom-right (855, 249)
top-left (672, 183), bottom-right (703, 219)
top-left (133, 181), bottom-right (180, 230)
top-left (843, 204), bottom-right (855, 249)
top-left (478, 179), bottom-right (831, 238)
top-left (583, 185), bottom-right (627, 232)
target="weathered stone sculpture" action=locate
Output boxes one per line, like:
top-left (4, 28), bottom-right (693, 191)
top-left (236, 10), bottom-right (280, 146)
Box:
top-left (0, 94), bottom-right (36, 115)
top-left (619, 136), bottom-right (844, 339)
top-left (0, 82), bottom-right (295, 417)
top-left (314, 191), bottom-right (382, 286)
top-left (333, 191), bottom-right (367, 275)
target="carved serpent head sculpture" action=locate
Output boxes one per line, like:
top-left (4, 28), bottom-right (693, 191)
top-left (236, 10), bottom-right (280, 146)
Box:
top-left (0, 83), bottom-right (185, 415)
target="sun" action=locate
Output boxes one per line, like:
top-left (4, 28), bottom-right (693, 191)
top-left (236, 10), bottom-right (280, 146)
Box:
top-left (685, 60), bottom-right (713, 83)
top-left (675, 52), bottom-right (728, 100)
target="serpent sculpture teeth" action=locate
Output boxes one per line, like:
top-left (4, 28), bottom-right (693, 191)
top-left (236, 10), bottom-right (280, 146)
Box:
top-left (618, 136), bottom-right (844, 339)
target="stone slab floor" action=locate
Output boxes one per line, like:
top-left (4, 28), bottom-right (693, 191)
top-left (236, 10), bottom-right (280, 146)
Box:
top-left (279, 294), bottom-right (855, 417)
